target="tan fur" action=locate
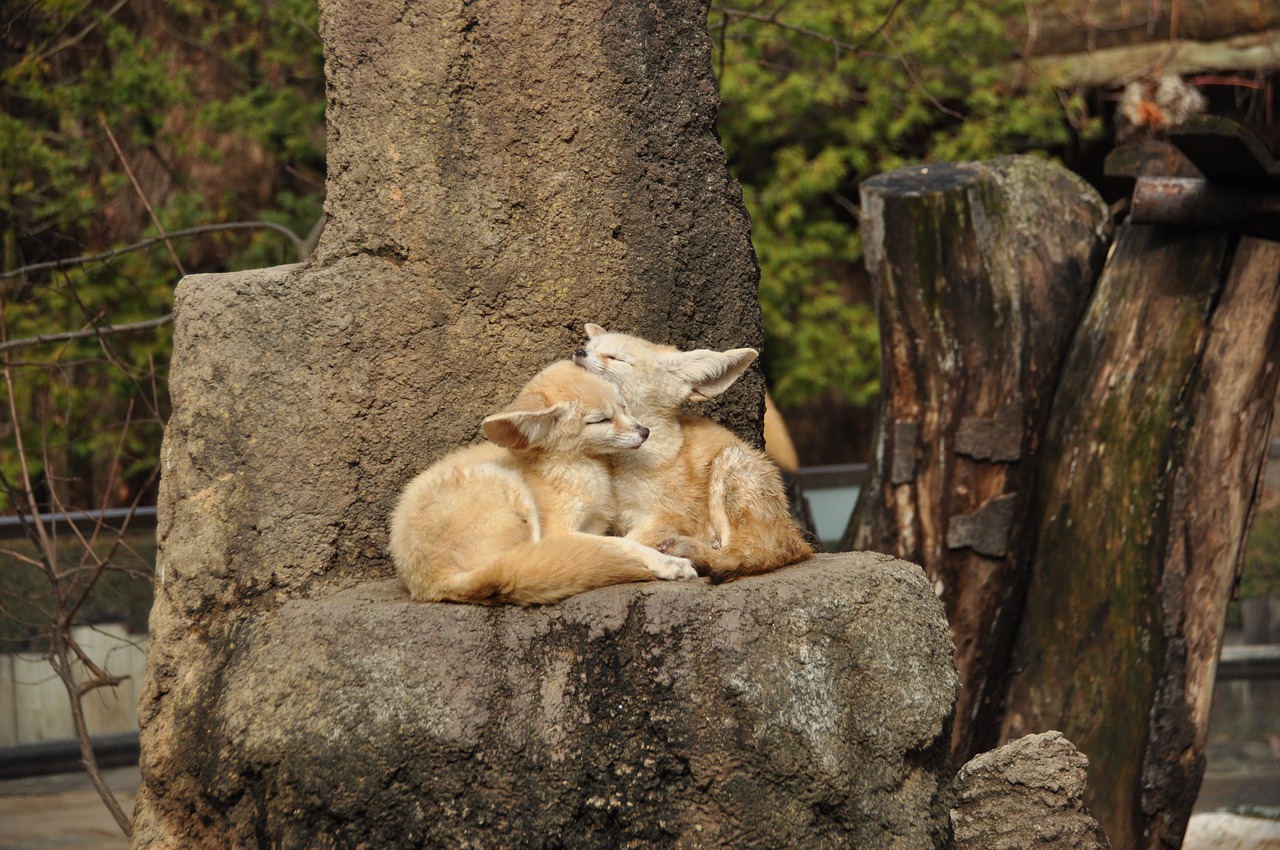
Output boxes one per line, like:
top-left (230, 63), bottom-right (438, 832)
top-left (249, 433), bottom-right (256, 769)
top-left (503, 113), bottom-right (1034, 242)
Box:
top-left (574, 326), bottom-right (813, 583)
top-left (388, 361), bottom-right (696, 605)
top-left (763, 390), bottom-right (800, 473)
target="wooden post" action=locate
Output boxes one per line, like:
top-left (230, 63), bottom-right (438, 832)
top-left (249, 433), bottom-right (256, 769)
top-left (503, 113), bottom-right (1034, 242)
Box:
top-left (1002, 230), bottom-right (1280, 850)
top-left (844, 156), bottom-right (1112, 765)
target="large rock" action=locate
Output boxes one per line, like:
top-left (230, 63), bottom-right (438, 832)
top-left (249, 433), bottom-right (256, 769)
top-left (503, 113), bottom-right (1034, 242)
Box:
top-left (952, 731), bottom-right (1111, 849)
top-left (134, 555), bottom-right (958, 848)
top-left (129, 1), bottom-right (962, 847)
top-left (136, 0), bottom-right (764, 841)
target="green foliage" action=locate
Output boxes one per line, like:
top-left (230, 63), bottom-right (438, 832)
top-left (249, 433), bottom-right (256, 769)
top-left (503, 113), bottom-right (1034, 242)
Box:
top-left (1242, 500), bottom-right (1280, 599)
top-left (0, 0), bottom-right (1105, 510)
top-left (1, 0), bottom-right (324, 513)
top-left (712, 0), bottom-right (1101, 408)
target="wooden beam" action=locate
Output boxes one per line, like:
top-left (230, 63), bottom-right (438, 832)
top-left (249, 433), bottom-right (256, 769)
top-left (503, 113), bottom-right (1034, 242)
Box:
top-left (1017, 29), bottom-right (1280, 89)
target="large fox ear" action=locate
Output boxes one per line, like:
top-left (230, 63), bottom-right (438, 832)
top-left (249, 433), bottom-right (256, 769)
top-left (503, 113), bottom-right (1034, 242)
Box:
top-left (660, 348), bottom-right (758, 400)
top-left (584, 323), bottom-right (608, 339)
top-left (482, 400), bottom-right (571, 449)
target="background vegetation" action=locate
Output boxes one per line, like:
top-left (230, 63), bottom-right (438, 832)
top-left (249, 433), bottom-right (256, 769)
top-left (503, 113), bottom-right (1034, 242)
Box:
top-left (2, 0), bottom-right (324, 516)
top-left (2, 0), bottom-right (1092, 519)
top-left (3, 0), bottom-right (1276, 646)
top-left (712, 0), bottom-right (1093, 418)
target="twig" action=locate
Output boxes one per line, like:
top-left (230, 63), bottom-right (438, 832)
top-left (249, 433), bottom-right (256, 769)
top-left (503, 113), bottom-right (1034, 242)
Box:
top-left (710, 0), bottom-right (905, 54)
top-left (0, 301), bottom-right (56, 567)
top-left (710, 4), bottom-right (861, 52)
top-left (1, 221), bottom-right (308, 280)
top-left (0, 314), bottom-right (173, 355)
top-left (49, 629), bottom-right (132, 837)
top-left (848, 0), bottom-right (905, 53)
top-left (97, 114), bottom-right (187, 277)
top-left (25, 0), bottom-right (131, 66)
top-left (880, 29), bottom-right (966, 120)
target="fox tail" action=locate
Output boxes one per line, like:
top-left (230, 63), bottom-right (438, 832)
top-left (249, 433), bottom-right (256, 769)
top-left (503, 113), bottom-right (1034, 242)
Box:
top-left (437, 533), bottom-right (662, 605)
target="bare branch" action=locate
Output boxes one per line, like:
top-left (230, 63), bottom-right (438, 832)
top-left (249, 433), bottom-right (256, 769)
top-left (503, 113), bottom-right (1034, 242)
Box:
top-left (97, 114), bottom-right (187, 277)
top-left (25, 0), bottom-right (131, 66)
top-left (0, 314), bottom-right (174, 355)
top-left (0, 301), bottom-right (57, 570)
top-left (1, 221), bottom-right (308, 281)
top-left (49, 632), bottom-right (132, 837)
top-left (710, 0), bottom-right (905, 54)
top-left (710, 4), bottom-right (861, 53)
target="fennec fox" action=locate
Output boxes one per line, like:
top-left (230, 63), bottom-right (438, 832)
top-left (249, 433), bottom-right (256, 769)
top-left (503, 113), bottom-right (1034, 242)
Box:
top-left (573, 325), bottom-right (813, 583)
top-left (389, 361), bottom-right (696, 605)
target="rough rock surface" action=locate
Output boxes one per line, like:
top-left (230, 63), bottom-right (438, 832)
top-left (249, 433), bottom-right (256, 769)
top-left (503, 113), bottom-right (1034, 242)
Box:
top-left (1184, 813), bottom-right (1280, 850)
top-left (129, 1), bottom-right (964, 847)
top-left (136, 0), bottom-right (766, 841)
top-left (134, 555), bottom-right (958, 849)
top-left (952, 731), bottom-right (1111, 849)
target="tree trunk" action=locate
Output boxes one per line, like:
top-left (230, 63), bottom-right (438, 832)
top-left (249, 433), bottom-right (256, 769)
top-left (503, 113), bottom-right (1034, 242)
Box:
top-left (843, 156), bottom-right (1112, 766)
top-left (1002, 229), bottom-right (1280, 850)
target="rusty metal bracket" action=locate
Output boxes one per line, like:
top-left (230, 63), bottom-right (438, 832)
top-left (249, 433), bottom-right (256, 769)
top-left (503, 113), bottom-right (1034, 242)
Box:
top-left (955, 404), bottom-right (1023, 463)
top-left (890, 420), bottom-right (917, 485)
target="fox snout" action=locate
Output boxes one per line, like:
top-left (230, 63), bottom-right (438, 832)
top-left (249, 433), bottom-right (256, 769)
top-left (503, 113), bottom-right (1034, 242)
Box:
top-left (637, 425), bottom-right (650, 442)
top-left (573, 349), bottom-right (588, 364)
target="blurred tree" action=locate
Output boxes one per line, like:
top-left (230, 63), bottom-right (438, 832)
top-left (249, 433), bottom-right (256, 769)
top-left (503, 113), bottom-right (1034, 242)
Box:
top-left (2, 1), bottom-right (324, 830)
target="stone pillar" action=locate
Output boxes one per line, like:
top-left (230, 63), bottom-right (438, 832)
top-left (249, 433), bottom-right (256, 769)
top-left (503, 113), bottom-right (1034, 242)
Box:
top-left (130, 0), bottom-right (830, 846)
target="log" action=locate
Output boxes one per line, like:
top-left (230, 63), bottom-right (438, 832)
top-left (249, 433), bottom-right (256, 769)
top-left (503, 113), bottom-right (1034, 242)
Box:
top-left (1018, 0), bottom-right (1280, 58)
top-left (844, 156), bottom-right (1112, 765)
top-left (1001, 229), bottom-right (1280, 850)
top-left (1020, 29), bottom-right (1280, 89)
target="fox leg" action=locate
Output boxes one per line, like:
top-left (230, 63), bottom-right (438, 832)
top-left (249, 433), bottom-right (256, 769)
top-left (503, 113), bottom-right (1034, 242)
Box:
top-left (438, 532), bottom-right (695, 606)
top-left (658, 445), bottom-right (813, 584)
top-left (603, 536), bottom-right (699, 580)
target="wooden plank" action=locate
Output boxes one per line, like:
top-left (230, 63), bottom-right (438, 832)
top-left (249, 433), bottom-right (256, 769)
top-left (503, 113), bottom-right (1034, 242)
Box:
top-left (1141, 237), bottom-right (1280, 848)
top-left (1217, 645), bottom-right (1280, 680)
top-left (0, 656), bottom-right (15, 747)
top-left (1018, 0), bottom-right (1280, 57)
top-left (1017, 29), bottom-right (1280, 89)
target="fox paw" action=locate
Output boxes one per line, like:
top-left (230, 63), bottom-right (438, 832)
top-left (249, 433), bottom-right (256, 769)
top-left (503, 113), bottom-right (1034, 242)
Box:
top-left (656, 535), bottom-right (702, 560)
top-left (647, 554), bottom-right (698, 581)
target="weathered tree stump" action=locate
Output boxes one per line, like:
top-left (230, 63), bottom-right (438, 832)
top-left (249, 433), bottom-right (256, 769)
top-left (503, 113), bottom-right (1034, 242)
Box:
top-left (848, 153), bottom-right (1280, 850)
top-left (844, 156), bottom-right (1112, 765)
top-left (1002, 230), bottom-right (1280, 850)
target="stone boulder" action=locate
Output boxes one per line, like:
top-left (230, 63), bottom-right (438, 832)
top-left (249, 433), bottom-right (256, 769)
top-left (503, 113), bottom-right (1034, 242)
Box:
top-left (136, 0), bottom-right (767, 839)
top-left (952, 731), bottom-right (1111, 849)
top-left (130, 1), bottom-right (963, 847)
top-left (132, 554), bottom-right (958, 848)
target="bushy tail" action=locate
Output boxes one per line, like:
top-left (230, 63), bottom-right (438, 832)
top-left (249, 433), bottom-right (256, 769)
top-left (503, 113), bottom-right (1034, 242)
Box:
top-left (697, 444), bottom-right (815, 583)
top-left (438, 533), bottom-right (660, 605)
